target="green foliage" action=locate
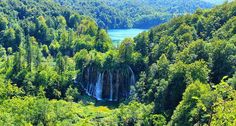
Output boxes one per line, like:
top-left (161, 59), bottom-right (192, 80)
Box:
top-left (210, 40), bottom-right (236, 83)
top-left (0, 15), bottom-right (8, 30)
top-left (54, 0), bottom-right (213, 29)
top-left (0, 96), bottom-right (112, 125)
top-left (119, 38), bottom-right (135, 63)
top-left (169, 81), bottom-right (212, 125)
top-left (228, 72), bottom-right (236, 89)
top-left (170, 80), bottom-right (236, 126)
top-left (111, 101), bottom-right (154, 126)
top-left (94, 29), bottom-right (112, 53)
top-left (0, 0), bottom-right (235, 125)
top-left (150, 114), bottom-right (167, 126)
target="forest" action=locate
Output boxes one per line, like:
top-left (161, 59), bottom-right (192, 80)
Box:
top-left (0, 0), bottom-right (236, 125)
top-left (54, 0), bottom-right (213, 29)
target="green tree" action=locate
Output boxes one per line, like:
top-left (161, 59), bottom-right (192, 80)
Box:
top-left (150, 114), bottom-right (167, 126)
top-left (169, 81), bottom-right (212, 126)
top-left (211, 40), bottom-right (236, 83)
top-left (118, 38), bottom-right (135, 63)
top-left (35, 16), bottom-right (49, 44)
top-left (56, 53), bottom-right (65, 75)
top-left (94, 29), bottom-right (111, 52)
top-left (25, 35), bottom-right (33, 71)
top-left (134, 32), bottom-right (149, 56)
top-left (65, 86), bottom-right (79, 102)
top-left (157, 54), bottom-right (170, 79)
top-left (0, 15), bottom-right (8, 30)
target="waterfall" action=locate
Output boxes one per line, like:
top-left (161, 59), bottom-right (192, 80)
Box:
top-left (82, 66), bottom-right (136, 101)
top-left (95, 72), bottom-right (104, 100)
top-left (128, 66), bottom-right (136, 85)
top-left (109, 71), bottom-right (113, 101)
top-left (114, 72), bottom-right (119, 101)
top-left (86, 68), bottom-right (90, 95)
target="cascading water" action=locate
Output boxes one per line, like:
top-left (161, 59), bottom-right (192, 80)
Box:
top-left (95, 72), bottom-right (104, 100)
top-left (82, 66), bottom-right (136, 101)
top-left (129, 66), bottom-right (136, 85)
top-left (114, 72), bottom-right (119, 101)
top-left (109, 71), bottom-right (113, 101)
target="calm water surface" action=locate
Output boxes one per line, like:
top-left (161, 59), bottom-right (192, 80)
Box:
top-left (108, 29), bottom-right (147, 46)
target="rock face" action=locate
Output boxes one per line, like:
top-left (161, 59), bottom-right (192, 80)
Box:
top-left (82, 66), bottom-right (135, 101)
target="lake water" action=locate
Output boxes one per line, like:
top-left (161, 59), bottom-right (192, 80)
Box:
top-left (108, 29), bottom-right (147, 46)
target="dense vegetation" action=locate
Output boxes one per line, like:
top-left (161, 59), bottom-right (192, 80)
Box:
top-left (0, 0), bottom-right (235, 125)
top-left (54, 0), bottom-right (213, 29)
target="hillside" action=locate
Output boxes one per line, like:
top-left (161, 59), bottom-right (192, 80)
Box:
top-left (54, 0), bottom-right (213, 29)
top-left (0, 0), bottom-right (235, 125)
top-left (132, 1), bottom-right (236, 124)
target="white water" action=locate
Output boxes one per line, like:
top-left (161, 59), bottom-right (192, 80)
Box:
top-left (95, 72), bottom-right (104, 100)
top-left (114, 73), bottom-right (119, 101)
top-left (109, 71), bottom-right (113, 101)
top-left (128, 66), bottom-right (136, 85)
top-left (83, 66), bottom-right (136, 101)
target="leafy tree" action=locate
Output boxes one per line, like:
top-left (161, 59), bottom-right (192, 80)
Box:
top-left (119, 38), bottom-right (135, 63)
top-left (169, 81), bottom-right (212, 126)
top-left (134, 32), bottom-right (149, 56)
top-left (0, 15), bottom-right (8, 30)
top-left (150, 114), bottom-right (167, 126)
top-left (35, 16), bottom-right (49, 44)
top-left (211, 40), bottom-right (236, 83)
top-left (94, 29), bottom-right (111, 52)
top-left (65, 86), bottom-right (79, 102)
top-left (56, 52), bottom-right (65, 75)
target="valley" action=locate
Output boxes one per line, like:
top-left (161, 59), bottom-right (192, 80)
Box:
top-left (0, 0), bottom-right (235, 125)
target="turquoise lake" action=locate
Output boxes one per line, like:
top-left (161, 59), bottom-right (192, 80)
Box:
top-left (108, 29), bottom-right (147, 46)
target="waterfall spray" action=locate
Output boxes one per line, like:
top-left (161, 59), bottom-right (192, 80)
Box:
top-left (95, 72), bottom-right (104, 100)
top-left (82, 66), bottom-right (136, 101)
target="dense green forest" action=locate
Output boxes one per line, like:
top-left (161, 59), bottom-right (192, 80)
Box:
top-left (54, 0), bottom-right (213, 29)
top-left (0, 0), bottom-right (236, 125)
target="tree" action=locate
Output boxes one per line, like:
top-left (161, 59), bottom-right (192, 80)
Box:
top-left (210, 80), bottom-right (236, 126)
top-left (228, 72), bottom-right (236, 89)
top-left (56, 52), bottom-right (65, 75)
top-left (0, 15), bottom-right (8, 30)
top-left (211, 40), bottom-right (236, 83)
top-left (169, 81), bottom-right (212, 126)
top-left (74, 49), bottom-right (90, 70)
top-left (56, 16), bottom-right (67, 29)
top-left (94, 29), bottom-right (111, 52)
top-left (25, 35), bottom-right (35, 71)
top-left (114, 101), bottom-right (153, 126)
top-left (176, 40), bottom-right (210, 64)
top-left (65, 86), bottom-right (79, 102)
top-left (49, 40), bottom-right (60, 57)
top-left (150, 114), bottom-right (167, 126)
top-left (35, 16), bottom-right (49, 44)
top-left (118, 38), bottom-right (135, 63)
top-left (157, 54), bottom-right (170, 79)
top-left (69, 14), bottom-right (81, 28)
top-left (1, 28), bottom-right (16, 49)
top-left (134, 32), bottom-right (149, 56)
top-left (166, 61), bottom-right (209, 111)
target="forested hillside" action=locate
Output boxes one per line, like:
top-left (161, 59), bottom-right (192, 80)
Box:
top-left (0, 0), bottom-right (235, 125)
top-left (54, 0), bottom-right (213, 29)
